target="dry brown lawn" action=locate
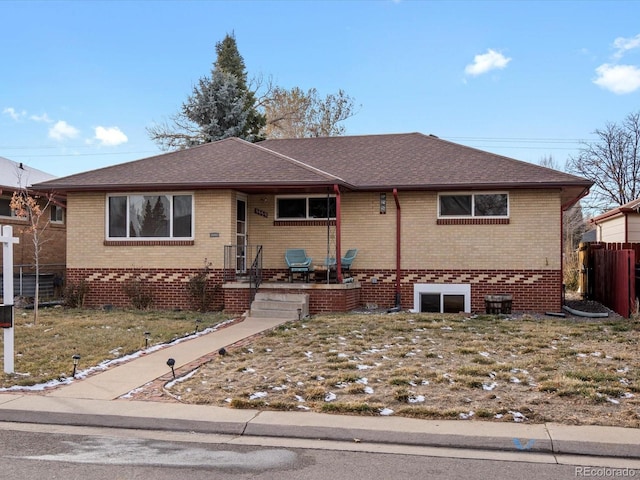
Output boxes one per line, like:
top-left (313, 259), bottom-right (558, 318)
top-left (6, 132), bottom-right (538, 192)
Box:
top-left (167, 312), bottom-right (640, 427)
top-left (0, 307), bottom-right (229, 388)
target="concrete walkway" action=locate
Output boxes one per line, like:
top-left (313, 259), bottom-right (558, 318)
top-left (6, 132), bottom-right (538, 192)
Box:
top-left (0, 316), bottom-right (638, 460)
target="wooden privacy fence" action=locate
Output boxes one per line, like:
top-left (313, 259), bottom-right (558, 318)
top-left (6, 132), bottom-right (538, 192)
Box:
top-left (578, 242), bottom-right (638, 317)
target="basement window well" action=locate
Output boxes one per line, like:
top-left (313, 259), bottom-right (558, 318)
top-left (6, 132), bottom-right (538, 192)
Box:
top-left (412, 284), bottom-right (471, 313)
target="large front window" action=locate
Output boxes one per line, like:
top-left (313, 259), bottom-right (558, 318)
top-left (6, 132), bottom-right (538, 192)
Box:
top-left (276, 195), bottom-right (336, 220)
top-left (107, 194), bottom-right (193, 239)
top-left (439, 193), bottom-right (508, 218)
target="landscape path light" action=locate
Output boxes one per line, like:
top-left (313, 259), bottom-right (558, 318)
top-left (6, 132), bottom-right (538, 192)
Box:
top-left (166, 358), bottom-right (176, 379)
top-left (195, 318), bottom-right (202, 334)
top-left (144, 331), bottom-right (151, 348)
top-left (72, 354), bottom-right (81, 378)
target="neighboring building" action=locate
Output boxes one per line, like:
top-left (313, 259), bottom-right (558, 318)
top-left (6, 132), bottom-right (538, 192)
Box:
top-left (33, 133), bottom-right (592, 314)
top-left (589, 198), bottom-right (640, 243)
top-left (0, 157), bottom-right (66, 297)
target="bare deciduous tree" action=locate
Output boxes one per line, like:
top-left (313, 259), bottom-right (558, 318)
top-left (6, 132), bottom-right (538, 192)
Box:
top-left (567, 111), bottom-right (640, 212)
top-left (263, 87), bottom-right (358, 139)
top-left (10, 173), bottom-right (57, 324)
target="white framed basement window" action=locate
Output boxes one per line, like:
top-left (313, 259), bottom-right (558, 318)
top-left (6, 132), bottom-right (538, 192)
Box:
top-left (106, 193), bottom-right (194, 240)
top-left (276, 195), bottom-right (336, 220)
top-left (412, 284), bottom-right (471, 314)
top-left (438, 192), bottom-right (509, 218)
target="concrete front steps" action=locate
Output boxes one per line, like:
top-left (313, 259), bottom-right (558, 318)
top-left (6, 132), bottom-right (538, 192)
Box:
top-left (248, 292), bottom-right (309, 321)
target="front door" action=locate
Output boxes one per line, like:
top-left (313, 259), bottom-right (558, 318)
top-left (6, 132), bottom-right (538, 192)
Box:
top-left (236, 197), bottom-right (247, 273)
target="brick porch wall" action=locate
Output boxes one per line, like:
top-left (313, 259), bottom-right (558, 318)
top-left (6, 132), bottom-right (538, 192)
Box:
top-left (66, 266), bottom-right (561, 314)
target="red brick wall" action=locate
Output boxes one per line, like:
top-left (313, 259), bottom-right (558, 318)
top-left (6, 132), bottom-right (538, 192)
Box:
top-left (66, 267), bottom-right (224, 310)
top-left (67, 267), bottom-right (561, 314)
top-left (352, 269), bottom-right (561, 313)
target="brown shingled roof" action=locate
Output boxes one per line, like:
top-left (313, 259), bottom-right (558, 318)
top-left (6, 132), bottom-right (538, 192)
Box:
top-left (35, 137), bottom-right (342, 192)
top-left (34, 132), bottom-right (592, 206)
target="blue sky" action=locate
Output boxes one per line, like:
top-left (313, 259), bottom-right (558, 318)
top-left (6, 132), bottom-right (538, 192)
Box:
top-left (1, 0), bottom-right (639, 178)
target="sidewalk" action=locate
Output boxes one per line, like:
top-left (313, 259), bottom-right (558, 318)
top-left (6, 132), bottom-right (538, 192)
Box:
top-left (0, 316), bottom-right (638, 460)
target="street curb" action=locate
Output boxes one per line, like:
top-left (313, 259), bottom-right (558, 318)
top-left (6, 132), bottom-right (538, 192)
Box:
top-left (0, 396), bottom-right (638, 459)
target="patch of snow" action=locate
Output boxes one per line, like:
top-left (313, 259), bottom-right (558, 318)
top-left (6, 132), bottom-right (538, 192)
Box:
top-left (508, 411), bottom-right (527, 422)
top-left (242, 368), bottom-right (256, 373)
top-left (356, 365), bottom-right (373, 370)
top-left (379, 408), bottom-right (394, 416)
top-left (483, 382), bottom-right (498, 391)
top-left (297, 405), bottom-right (310, 410)
top-left (294, 395), bottom-right (305, 403)
top-left (249, 391), bottom-right (267, 400)
top-left (494, 413), bottom-right (504, 419)
top-left (479, 352), bottom-right (490, 357)
top-left (421, 380), bottom-right (430, 385)
top-left (166, 368), bottom-right (200, 389)
top-left (606, 397), bottom-right (620, 404)
top-left (459, 411), bottom-right (474, 420)
top-left (364, 386), bottom-right (374, 394)
top-left (304, 351), bottom-right (313, 358)
top-left (622, 392), bottom-right (635, 399)
top-left (356, 377), bottom-right (368, 385)
top-left (408, 395), bottom-right (425, 404)
top-left (441, 326), bottom-right (453, 331)
top-left (119, 384), bottom-right (148, 399)
top-left (324, 392), bottom-right (337, 402)
top-left (510, 377), bottom-right (521, 384)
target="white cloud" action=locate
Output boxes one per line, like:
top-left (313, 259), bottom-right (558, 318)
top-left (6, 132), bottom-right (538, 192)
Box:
top-left (48, 120), bottom-right (80, 141)
top-left (593, 63), bottom-right (640, 94)
top-left (613, 33), bottom-right (640, 59)
top-left (3, 107), bottom-right (26, 121)
top-left (465, 49), bottom-right (511, 76)
top-left (94, 126), bottom-right (128, 146)
top-left (30, 113), bottom-right (52, 123)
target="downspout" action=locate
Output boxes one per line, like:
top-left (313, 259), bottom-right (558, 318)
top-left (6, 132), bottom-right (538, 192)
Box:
top-left (393, 188), bottom-right (401, 307)
top-left (333, 185), bottom-right (343, 284)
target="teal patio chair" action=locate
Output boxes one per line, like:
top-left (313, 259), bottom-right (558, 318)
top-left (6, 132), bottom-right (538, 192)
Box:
top-left (285, 249), bottom-right (313, 282)
top-left (341, 249), bottom-right (358, 276)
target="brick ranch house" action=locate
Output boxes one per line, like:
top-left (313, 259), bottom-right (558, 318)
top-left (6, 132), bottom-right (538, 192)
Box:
top-left (33, 133), bottom-right (592, 315)
top-left (0, 156), bottom-right (66, 296)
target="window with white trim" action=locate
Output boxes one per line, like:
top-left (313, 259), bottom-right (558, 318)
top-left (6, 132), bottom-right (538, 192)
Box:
top-left (276, 195), bottom-right (336, 220)
top-left (413, 284), bottom-right (471, 313)
top-left (106, 193), bottom-right (193, 239)
top-left (438, 193), bottom-right (508, 218)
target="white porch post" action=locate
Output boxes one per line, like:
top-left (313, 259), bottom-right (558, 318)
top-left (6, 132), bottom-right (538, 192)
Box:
top-left (1, 225), bottom-right (19, 374)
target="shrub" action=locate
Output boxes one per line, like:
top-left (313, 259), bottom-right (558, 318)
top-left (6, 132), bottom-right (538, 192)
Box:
top-left (63, 279), bottom-right (89, 308)
top-left (123, 274), bottom-right (153, 310)
top-left (187, 259), bottom-right (216, 312)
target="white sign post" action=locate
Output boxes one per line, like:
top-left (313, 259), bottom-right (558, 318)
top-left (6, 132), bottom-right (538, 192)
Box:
top-left (1, 225), bottom-right (19, 374)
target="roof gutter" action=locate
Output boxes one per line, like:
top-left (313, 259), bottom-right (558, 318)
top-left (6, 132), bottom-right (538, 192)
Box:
top-left (393, 188), bottom-right (401, 308)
